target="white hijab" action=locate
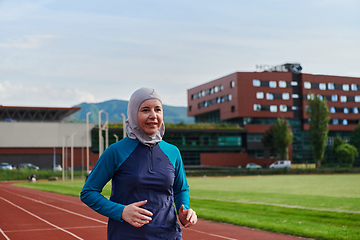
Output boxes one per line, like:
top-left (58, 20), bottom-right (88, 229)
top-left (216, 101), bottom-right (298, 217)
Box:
top-left (125, 87), bottom-right (165, 146)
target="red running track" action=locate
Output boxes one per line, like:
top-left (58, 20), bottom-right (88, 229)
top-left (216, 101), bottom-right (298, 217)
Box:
top-left (0, 182), bottom-right (312, 240)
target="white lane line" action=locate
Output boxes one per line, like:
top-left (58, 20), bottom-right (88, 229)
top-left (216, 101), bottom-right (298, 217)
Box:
top-left (0, 228), bottom-right (10, 240)
top-left (191, 197), bottom-right (360, 214)
top-left (0, 196), bottom-right (84, 240)
top-left (3, 190), bottom-right (107, 225)
top-left (5, 225), bottom-right (106, 233)
top-left (3, 188), bottom-right (85, 206)
top-left (186, 228), bottom-right (239, 240)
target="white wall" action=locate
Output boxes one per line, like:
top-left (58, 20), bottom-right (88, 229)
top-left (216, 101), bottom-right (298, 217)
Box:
top-left (0, 122), bottom-right (95, 148)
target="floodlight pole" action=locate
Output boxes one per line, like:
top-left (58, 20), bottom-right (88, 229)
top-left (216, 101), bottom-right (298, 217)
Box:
top-left (121, 113), bottom-right (126, 139)
top-left (98, 110), bottom-right (109, 156)
top-left (86, 111), bottom-right (91, 173)
top-left (113, 134), bottom-right (118, 142)
top-left (70, 132), bottom-right (76, 181)
top-left (62, 135), bottom-right (69, 181)
top-left (53, 147), bottom-right (56, 171)
top-left (62, 137), bottom-right (65, 181)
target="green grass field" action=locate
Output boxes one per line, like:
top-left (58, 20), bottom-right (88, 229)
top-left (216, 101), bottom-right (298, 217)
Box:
top-left (15, 174), bottom-right (360, 240)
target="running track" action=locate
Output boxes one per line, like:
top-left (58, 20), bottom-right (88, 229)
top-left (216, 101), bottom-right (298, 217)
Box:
top-left (0, 182), bottom-right (312, 240)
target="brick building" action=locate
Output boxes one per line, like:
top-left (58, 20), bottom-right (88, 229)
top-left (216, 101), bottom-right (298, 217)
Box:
top-left (187, 63), bottom-right (360, 166)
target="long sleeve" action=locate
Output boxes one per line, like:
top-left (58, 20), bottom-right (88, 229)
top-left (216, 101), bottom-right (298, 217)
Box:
top-left (80, 138), bottom-right (139, 221)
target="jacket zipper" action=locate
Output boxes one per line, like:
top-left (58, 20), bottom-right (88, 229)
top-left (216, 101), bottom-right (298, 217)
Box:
top-left (149, 146), bottom-right (153, 172)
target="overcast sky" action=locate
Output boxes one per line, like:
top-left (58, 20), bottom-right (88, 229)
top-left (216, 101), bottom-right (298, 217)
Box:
top-left (1, 0), bottom-right (359, 107)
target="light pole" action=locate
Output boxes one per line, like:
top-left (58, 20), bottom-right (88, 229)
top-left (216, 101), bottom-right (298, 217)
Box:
top-left (113, 134), bottom-right (118, 142)
top-left (62, 137), bottom-right (65, 181)
top-left (86, 111), bottom-right (91, 174)
top-left (62, 135), bottom-right (69, 181)
top-left (53, 147), bottom-right (56, 171)
top-left (70, 132), bottom-right (76, 181)
top-left (98, 110), bottom-right (109, 156)
top-left (121, 113), bottom-right (126, 139)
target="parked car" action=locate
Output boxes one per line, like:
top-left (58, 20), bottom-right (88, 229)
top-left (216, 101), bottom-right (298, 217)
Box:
top-left (19, 163), bottom-right (40, 170)
top-left (1, 162), bottom-right (13, 170)
top-left (270, 160), bottom-right (291, 169)
top-left (246, 163), bottom-right (262, 169)
top-left (53, 165), bottom-right (62, 171)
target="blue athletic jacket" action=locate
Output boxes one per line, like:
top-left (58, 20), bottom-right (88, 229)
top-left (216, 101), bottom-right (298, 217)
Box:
top-left (80, 137), bottom-right (190, 240)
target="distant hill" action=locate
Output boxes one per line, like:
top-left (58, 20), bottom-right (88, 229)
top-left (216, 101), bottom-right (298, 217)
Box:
top-left (65, 99), bottom-right (194, 124)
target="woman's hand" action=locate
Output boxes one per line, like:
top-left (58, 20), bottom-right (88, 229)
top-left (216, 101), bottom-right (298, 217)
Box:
top-left (122, 200), bottom-right (153, 227)
top-left (178, 205), bottom-right (197, 228)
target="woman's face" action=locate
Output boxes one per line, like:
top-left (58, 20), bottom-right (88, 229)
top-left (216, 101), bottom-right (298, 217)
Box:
top-left (137, 99), bottom-right (163, 135)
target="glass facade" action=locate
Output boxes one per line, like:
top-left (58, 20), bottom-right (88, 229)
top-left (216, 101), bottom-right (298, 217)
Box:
top-left (91, 127), bottom-right (245, 166)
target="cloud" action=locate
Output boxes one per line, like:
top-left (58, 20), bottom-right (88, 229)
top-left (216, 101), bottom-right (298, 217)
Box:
top-left (0, 81), bottom-right (96, 107)
top-left (0, 34), bottom-right (59, 49)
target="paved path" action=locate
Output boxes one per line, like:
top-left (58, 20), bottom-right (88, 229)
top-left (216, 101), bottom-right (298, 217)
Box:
top-left (0, 182), bottom-right (312, 240)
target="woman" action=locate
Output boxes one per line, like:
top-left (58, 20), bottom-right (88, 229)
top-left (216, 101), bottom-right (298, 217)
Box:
top-left (81, 87), bottom-right (197, 239)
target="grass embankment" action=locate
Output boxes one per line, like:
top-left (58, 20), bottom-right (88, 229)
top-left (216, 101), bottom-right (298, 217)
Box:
top-left (15, 174), bottom-right (360, 240)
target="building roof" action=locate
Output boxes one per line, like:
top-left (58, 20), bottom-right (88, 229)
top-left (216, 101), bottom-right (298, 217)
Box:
top-left (0, 106), bottom-right (81, 122)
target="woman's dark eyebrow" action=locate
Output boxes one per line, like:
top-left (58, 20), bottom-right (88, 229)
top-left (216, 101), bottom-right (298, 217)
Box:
top-left (139, 106), bottom-right (150, 110)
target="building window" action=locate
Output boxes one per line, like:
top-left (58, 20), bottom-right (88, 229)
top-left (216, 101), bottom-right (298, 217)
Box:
top-left (342, 84), bottom-right (350, 91)
top-left (230, 81), bottom-right (235, 88)
top-left (351, 84), bottom-right (358, 91)
top-left (253, 104), bottom-right (261, 111)
top-left (270, 105), bottom-right (277, 112)
top-left (231, 106), bottom-right (235, 112)
top-left (344, 108), bottom-right (349, 114)
top-left (247, 134), bottom-right (263, 142)
top-left (330, 107), bottom-right (336, 113)
top-left (353, 107), bottom-right (359, 114)
top-left (319, 83), bottom-right (326, 90)
top-left (280, 105), bottom-right (287, 112)
top-left (214, 86), bottom-right (219, 93)
top-left (355, 96), bottom-right (360, 102)
top-left (217, 97), bottom-right (221, 103)
top-left (201, 90), bottom-right (206, 97)
top-left (279, 81), bottom-right (287, 88)
top-left (220, 85), bottom-right (224, 91)
top-left (189, 106), bottom-right (192, 112)
top-left (343, 119), bottom-right (348, 125)
top-left (255, 150), bottom-right (264, 158)
top-left (291, 81), bottom-right (298, 86)
top-left (333, 119), bottom-right (339, 125)
top-left (269, 81), bottom-right (277, 88)
top-left (256, 92), bottom-right (264, 99)
top-left (331, 95), bottom-right (338, 102)
top-left (341, 96), bottom-right (347, 102)
top-left (304, 82), bottom-right (311, 89)
top-left (228, 94), bottom-right (232, 101)
top-left (292, 94), bottom-right (299, 99)
top-left (266, 93), bottom-right (274, 100)
top-left (282, 93), bottom-right (290, 100)
top-left (291, 106), bottom-right (298, 110)
top-left (253, 79), bottom-right (260, 87)
top-left (328, 83), bottom-right (335, 90)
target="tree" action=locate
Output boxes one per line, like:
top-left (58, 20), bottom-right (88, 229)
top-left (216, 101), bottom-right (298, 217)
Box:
top-left (350, 123), bottom-right (360, 153)
top-left (262, 125), bottom-right (278, 158)
top-left (262, 118), bottom-right (292, 160)
top-left (306, 94), bottom-right (330, 168)
top-left (273, 118), bottom-right (293, 160)
top-left (334, 144), bottom-right (358, 166)
top-left (331, 136), bottom-right (344, 157)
